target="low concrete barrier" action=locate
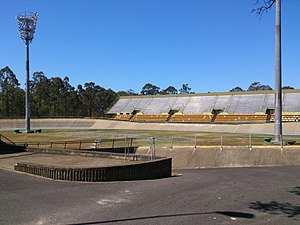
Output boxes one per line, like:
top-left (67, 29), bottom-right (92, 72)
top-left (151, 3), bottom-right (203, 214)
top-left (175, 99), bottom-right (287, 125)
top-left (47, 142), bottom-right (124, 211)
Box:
top-left (137, 146), bottom-right (300, 169)
top-left (14, 148), bottom-right (172, 181)
top-left (14, 158), bottom-right (171, 182)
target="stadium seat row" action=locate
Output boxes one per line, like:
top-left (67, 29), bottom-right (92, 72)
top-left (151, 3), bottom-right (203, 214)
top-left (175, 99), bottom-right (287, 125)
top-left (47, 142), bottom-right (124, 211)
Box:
top-left (114, 113), bottom-right (300, 123)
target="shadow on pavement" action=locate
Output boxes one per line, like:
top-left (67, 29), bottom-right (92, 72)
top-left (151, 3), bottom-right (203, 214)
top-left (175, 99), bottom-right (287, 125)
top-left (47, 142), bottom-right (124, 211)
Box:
top-left (250, 201), bottom-right (300, 219)
top-left (250, 187), bottom-right (300, 219)
top-left (68, 211), bottom-right (255, 225)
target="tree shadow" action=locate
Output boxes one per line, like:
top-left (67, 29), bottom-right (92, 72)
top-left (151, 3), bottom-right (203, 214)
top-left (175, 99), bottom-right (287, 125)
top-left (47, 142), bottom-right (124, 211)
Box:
top-left (249, 201), bottom-right (300, 219)
top-left (68, 211), bottom-right (255, 225)
top-left (290, 186), bottom-right (300, 196)
top-left (249, 186), bottom-right (300, 219)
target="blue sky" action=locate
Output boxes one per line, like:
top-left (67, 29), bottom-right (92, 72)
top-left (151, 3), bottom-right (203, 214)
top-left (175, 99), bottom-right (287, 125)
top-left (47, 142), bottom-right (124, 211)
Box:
top-left (1, 0), bottom-right (300, 93)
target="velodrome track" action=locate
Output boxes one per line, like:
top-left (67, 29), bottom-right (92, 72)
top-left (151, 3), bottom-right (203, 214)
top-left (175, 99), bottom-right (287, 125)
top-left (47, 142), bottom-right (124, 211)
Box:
top-left (1, 118), bottom-right (300, 135)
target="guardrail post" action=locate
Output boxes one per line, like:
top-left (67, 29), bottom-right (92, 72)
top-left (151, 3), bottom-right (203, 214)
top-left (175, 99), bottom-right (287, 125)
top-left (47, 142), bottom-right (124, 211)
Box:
top-left (220, 135), bottom-right (223, 152)
top-left (249, 134), bottom-right (252, 151)
top-left (170, 137), bottom-right (174, 150)
top-left (280, 134), bottom-right (283, 154)
top-left (151, 137), bottom-right (156, 160)
top-left (124, 137), bottom-right (127, 161)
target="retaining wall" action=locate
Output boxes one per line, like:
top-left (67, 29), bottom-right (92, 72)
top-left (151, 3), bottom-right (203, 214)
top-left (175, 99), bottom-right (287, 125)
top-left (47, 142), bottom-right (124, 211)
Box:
top-left (137, 146), bottom-right (300, 169)
top-left (14, 148), bottom-right (172, 181)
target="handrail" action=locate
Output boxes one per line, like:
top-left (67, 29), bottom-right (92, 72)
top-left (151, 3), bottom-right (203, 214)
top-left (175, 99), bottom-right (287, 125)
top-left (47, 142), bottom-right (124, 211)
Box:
top-left (12, 137), bottom-right (137, 150)
top-left (0, 134), bottom-right (16, 145)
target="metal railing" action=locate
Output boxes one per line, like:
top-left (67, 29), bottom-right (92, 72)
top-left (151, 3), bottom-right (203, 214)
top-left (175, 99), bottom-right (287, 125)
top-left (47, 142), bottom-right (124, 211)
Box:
top-left (0, 134), bottom-right (16, 145)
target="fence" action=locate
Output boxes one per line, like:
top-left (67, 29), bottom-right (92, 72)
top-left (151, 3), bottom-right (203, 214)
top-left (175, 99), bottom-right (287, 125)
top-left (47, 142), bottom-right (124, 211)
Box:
top-left (12, 133), bottom-right (300, 153)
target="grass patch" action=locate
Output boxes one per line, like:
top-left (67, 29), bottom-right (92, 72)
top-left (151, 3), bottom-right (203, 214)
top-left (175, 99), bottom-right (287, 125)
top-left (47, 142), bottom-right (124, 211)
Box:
top-left (1, 129), bottom-right (300, 147)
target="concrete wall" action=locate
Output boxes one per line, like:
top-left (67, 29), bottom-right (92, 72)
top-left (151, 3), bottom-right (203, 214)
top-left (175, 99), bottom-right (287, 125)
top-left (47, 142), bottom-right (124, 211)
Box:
top-left (137, 146), bottom-right (300, 169)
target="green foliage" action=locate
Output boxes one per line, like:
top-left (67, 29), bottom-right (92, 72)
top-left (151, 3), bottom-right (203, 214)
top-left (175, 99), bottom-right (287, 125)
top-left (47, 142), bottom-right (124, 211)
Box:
top-left (282, 86), bottom-right (294, 90)
top-left (287, 140), bottom-right (296, 145)
top-left (179, 84), bottom-right (191, 94)
top-left (248, 82), bottom-right (272, 91)
top-left (0, 66), bottom-right (24, 117)
top-left (161, 86), bottom-right (178, 95)
top-left (141, 83), bottom-right (160, 95)
top-left (0, 66), bottom-right (118, 118)
top-left (264, 137), bottom-right (272, 143)
top-left (230, 86), bottom-right (244, 92)
top-left (117, 89), bottom-right (138, 96)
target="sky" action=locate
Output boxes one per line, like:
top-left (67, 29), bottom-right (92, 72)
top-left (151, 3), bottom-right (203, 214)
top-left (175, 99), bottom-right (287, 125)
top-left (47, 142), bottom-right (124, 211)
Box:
top-left (1, 0), bottom-right (300, 94)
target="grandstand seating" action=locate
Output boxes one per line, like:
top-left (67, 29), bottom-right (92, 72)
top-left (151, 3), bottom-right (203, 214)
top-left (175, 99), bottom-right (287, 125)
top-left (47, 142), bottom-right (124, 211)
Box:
top-left (169, 114), bottom-right (212, 123)
top-left (108, 90), bottom-right (300, 124)
top-left (131, 114), bottom-right (169, 122)
top-left (270, 114), bottom-right (300, 122)
top-left (113, 113), bottom-right (300, 124)
top-left (214, 114), bottom-right (268, 123)
top-left (114, 114), bottom-right (132, 120)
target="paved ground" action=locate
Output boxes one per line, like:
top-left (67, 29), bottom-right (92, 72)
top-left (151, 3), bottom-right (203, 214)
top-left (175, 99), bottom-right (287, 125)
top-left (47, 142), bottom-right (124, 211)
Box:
top-left (1, 166), bottom-right (300, 225)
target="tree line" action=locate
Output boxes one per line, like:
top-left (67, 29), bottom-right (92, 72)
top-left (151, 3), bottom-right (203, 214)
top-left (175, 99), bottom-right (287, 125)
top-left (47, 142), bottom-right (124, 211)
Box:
top-left (119, 83), bottom-right (194, 96)
top-left (0, 66), bottom-right (194, 118)
top-left (230, 82), bottom-right (294, 92)
top-left (0, 66), bottom-right (117, 118)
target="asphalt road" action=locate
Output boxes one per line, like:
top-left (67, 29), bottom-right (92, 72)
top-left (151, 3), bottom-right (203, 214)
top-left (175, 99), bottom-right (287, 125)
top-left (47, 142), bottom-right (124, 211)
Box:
top-left (1, 167), bottom-right (300, 225)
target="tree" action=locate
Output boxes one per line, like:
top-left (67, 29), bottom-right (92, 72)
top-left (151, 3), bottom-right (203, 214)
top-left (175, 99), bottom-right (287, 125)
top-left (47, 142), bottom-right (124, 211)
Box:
top-left (97, 89), bottom-right (118, 116)
top-left (48, 77), bottom-right (66, 116)
top-left (30, 71), bottom-right (50, 117)
top-left (140, 83), bottom-right (160, 95)
top-left (282, 86), bottom-right (294, 90)
top-left (179, 84), bottom-right (191, 94)
top-left (0, 66), bottom-right (23, 117)
top-left (247, 82), bottom-right (272, 91)
top-left (127, 89), bottom-right (138, 96)
top-left (229, 87), bottom-right (245, 92)
top-left (117, 89), bottom-right (138, 96)
top-left (253, 0), bottom-right (276, 15)
top-left (161, 86), bottom-right (178, 95)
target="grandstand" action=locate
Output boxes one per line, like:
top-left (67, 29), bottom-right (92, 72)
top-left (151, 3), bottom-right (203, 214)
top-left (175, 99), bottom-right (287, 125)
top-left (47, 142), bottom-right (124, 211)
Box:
top-left (108, 90), bottom-right (300, 123)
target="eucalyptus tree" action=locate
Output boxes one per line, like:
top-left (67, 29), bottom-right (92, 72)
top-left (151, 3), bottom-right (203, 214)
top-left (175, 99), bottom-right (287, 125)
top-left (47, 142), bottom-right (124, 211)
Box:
top-left (141, 83), bottom-right (160, 95)
top-left (161, 86), bottom-right (178, 95)
top-left (30, 71), bottom-right (50, 117)
top-left (0, 66), bottom-right (24, 117)
top-left (179, 84), bottom-right (191, 94)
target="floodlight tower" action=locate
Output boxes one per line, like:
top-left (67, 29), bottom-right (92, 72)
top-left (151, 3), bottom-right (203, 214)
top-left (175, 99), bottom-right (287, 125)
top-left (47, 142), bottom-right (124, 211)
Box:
top-left (17, 12), bottom-right (38, 133)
